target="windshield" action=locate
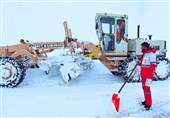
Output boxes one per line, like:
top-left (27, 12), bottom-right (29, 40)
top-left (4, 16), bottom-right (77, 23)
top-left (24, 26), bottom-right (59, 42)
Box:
top-left (100, 17), bottom-right (115, 34)
top-left (100, 17), bottom-right (115, 51)
top-left (102, 23), bottom-right (110, 34)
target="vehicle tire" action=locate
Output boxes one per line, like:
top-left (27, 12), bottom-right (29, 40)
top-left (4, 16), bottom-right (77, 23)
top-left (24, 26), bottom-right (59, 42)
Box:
top-left (154, 56), bottom-right (170, 81)
top-left (118, 56), bottom-right (141, 82)
top-left (0, 57), bottom-right (26, 88)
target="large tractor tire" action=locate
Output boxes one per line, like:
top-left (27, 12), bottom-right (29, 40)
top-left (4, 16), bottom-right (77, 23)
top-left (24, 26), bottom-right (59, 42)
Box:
top-left (118, 56), bottom-right (141, 82)
top-left (154, 56), bottom-right (170, 81)
top-left (0, 57), bottom-right (26, 88)
top-left (119, 56), bottom-right (170, 82)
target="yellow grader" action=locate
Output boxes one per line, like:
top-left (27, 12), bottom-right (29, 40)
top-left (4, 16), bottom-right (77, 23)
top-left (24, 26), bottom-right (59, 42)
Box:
top-left (0, 13), bottom-right (170, 88)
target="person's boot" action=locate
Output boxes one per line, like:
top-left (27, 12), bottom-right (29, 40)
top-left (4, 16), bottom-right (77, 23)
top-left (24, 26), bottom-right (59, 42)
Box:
top-left (144, 105), bottom-right (151, 111)
top-left (141, 101), bottom-right (146, 106)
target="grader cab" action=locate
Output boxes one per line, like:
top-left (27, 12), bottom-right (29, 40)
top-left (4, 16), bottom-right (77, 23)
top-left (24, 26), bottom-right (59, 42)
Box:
top-left (94, 13), bottom-right (129, 72)
top-left (95, 13), bottom-right (128, 54)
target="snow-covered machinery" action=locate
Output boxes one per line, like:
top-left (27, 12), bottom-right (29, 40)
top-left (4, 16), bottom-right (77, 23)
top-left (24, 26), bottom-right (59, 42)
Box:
top-left (38, 49), bottom-right (94, 84)
top-left (0, 39), bottom-right (94, 87)
top-left (95, 13), bottom-right (170, 81)
top-left (0, 40), bottom-right (62, 87)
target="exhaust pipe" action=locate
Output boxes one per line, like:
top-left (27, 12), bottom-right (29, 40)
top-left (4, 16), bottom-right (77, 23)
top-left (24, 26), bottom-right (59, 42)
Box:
top-left (137, 25), bottom-right (140, 38)
top-left (148, 35), bottom-right (152, 40)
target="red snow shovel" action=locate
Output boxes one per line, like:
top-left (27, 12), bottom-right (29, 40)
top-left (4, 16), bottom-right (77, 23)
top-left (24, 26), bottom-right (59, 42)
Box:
top-left (112, 57), bottom-right (142, 112)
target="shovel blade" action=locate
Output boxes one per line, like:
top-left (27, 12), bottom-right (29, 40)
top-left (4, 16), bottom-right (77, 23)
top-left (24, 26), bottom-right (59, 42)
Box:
top-left (112, 93), bottom-right (120, 112)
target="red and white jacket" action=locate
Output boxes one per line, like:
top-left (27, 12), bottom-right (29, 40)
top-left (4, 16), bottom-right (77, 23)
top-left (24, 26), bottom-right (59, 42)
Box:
top-left (140, 48), bottom-right (157, 79)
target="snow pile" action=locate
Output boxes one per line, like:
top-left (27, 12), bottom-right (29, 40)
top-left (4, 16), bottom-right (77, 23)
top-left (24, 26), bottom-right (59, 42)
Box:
top-left (38, 49), bottom-right (94, 83)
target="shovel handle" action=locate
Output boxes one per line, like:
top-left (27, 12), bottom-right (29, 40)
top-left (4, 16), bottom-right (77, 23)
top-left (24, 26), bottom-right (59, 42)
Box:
top-left (118, 56), bottom-right (143, 94)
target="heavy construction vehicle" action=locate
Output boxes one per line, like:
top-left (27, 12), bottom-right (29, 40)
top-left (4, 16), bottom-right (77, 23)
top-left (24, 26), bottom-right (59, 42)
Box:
top-left (0, 36), bottom-right (94, 87)
top-left (94, 13), bottom-right (170, 81)
top-left (0, 40), bottom-right (65, 87)
top-left (1, 13), bottom-right (169, 88)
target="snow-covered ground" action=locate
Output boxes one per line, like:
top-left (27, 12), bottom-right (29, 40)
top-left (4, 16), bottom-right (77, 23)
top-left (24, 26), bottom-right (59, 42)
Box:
top-left (0, 1), bottom-right (169, 117)
top-left (1, 52), bottom-right (170, 118)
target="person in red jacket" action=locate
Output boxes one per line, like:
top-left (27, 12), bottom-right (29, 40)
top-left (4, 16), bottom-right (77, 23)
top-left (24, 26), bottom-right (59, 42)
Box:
top-left (140, 42), bottom-right (157, 110)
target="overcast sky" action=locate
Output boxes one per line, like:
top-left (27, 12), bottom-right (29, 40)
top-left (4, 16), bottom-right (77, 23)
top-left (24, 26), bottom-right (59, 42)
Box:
top-left (0, 0), bottom-right (169, 56)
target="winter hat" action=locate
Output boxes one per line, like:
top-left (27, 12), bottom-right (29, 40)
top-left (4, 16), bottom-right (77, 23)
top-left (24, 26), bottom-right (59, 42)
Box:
top-left (141, 42), bottom-right (150, 48)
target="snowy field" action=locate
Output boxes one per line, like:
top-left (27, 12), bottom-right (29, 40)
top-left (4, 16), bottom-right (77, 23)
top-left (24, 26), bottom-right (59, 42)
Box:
top-left (0, 1), bottom-right (169, 117)
top-left (1, 57), bottom-right (170, 118)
